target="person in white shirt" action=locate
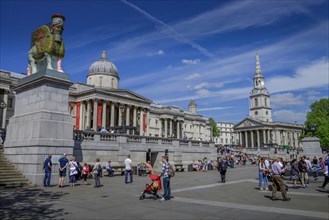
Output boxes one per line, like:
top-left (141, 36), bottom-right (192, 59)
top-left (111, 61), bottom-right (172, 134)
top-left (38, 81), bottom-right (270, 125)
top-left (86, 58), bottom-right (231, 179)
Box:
top-left (124, 154), bottom-right (133, 184)
top-left (304, 157), bottom-right (313, 184)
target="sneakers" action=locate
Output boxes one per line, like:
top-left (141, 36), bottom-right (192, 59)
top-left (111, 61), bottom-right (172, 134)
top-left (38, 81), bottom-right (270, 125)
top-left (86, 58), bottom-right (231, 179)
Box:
top-left (283, 198), bottom-right (291, 201)
top-left (159, 198), bottom-right (166, 202)
top-left (259, 187), bottom-right (264, 191)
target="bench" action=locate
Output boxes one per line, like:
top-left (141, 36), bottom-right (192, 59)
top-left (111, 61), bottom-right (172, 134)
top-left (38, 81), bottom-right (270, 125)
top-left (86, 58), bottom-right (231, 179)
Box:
top-left (102, 166), bottom-right (138, 176)
top-left (174, 164), bottom-right (185, 172)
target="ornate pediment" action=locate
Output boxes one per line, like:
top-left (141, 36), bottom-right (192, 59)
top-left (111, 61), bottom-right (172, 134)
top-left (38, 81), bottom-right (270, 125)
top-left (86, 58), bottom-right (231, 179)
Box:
top-left (234, 117), bottom-right (265, 129)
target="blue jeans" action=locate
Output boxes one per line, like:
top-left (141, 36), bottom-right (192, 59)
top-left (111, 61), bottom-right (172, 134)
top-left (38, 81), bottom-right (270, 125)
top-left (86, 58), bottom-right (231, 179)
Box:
top-left (162, 177), bottom-right (171, 200)
top-left (44, 171), bottom-right (51, 187)
top-left (125, 170), bottom-right (133, 183)
top-left (258, 171), bottom-right (267, 189)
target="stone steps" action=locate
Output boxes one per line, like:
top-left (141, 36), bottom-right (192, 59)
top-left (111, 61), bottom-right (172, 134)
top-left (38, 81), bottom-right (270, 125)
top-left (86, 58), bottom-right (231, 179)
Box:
top-left (0, 147), bottom-right (31, 188)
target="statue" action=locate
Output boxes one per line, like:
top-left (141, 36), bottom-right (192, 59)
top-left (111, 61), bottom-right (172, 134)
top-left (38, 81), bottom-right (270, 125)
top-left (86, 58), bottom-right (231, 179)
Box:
top-left (303, 124), bottom-right (317, 137)
top-left (27, 14), bottom-right (65, 75)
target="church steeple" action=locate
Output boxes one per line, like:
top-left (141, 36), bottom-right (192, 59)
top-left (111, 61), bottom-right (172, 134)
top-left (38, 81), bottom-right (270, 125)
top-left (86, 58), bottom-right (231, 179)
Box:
top-left (253, 50), bottom-right (265, 90)
top-left (249, 50), bottom-right (272, 122)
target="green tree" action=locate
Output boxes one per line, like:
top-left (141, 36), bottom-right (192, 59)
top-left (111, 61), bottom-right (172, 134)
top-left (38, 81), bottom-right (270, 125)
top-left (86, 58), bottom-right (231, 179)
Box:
top-left (304, 98), bottom-right (329, 150)
top-left (209, 118), bottom-right (220, 139)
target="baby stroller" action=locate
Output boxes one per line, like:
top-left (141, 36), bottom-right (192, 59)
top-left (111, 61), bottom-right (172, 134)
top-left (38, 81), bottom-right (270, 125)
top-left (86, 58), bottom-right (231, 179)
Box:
top-left (267, 172), bottom-right (288, 192)
top-left (139, 174), bottom-right (162, 200)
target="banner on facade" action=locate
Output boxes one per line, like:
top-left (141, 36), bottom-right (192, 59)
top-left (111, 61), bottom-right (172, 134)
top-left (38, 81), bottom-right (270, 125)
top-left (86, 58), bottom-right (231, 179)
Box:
top-left (97, 105), bottom-right (102, 127)
top-left (75, 102), bottom-right (80, 130)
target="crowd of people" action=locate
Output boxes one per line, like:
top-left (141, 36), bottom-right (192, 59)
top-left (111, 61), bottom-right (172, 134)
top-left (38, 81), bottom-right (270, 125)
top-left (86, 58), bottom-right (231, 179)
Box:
top-left (43, 151), bottom-right (329, 203)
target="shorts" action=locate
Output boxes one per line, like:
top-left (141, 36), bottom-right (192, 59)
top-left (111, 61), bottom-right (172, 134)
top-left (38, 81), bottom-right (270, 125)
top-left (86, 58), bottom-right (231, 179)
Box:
top-left (59, 169), bottom-right (67, 177)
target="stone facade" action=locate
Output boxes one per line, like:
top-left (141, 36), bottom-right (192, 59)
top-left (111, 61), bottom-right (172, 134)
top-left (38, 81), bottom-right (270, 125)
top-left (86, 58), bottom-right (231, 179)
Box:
top-left (68, 51), bottom-right (211, 141)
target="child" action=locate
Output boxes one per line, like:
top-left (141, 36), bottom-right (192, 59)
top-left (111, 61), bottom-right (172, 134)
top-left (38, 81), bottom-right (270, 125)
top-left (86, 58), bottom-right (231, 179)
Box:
top-left (81, 163), bottom-right (90, 185)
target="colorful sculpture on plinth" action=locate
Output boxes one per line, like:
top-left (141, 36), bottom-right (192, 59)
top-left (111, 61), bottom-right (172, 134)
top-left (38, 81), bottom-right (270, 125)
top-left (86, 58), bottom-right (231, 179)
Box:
top-left (27, 14), bottom-right (65, 75)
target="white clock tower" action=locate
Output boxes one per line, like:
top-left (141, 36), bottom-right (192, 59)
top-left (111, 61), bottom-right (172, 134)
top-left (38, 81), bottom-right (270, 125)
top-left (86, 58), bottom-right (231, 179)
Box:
top-left (249, 51), bottom-right (272, 122)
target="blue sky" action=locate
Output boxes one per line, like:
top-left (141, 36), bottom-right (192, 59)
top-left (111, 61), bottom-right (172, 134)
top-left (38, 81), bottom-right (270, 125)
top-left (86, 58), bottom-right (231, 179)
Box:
top-left (1, 0), bottom-right (328, 124)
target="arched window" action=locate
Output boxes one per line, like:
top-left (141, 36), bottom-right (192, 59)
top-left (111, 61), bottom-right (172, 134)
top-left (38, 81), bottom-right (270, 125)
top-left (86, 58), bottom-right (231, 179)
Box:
top-left (255, 98), bottom-right (258, 107)
top-left (265, 98), bottom-right (267, 106)
top-left (111, 78), bottom-right (114, 88)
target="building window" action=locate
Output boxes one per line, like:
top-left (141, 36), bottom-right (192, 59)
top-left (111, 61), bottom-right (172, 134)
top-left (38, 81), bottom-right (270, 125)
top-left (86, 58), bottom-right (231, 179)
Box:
top-left (111, 78), bottom-right (114, 87)
top-left (255, 98), bottom-right (258, 107)
top-left (255, 111), bottom-right (258, 115)
top-left (266, 111), bottom-right (268, 115)
top-left (265, 98), bottom-right (267, 106)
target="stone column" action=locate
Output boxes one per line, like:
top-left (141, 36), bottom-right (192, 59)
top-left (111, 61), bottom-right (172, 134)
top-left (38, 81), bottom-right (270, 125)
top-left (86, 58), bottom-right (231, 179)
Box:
top-left (1, 91), bottom-right (8, 128)
top-left (159, 118), bottom-right (162, 137)
top-left (102, 100), bottom-right (107, 129)
top-left (86, 100), bottom-right (91, 129)
top-left (239, 132), bottom-right (242, 145)
top-left (93, 99), bottom-right (98, 131)
top-left (126, 105), bottom-right (130, 134)
top-left (262, 129), bottom-right (266, 147)
top-left (139, 109), bottom-right (143, 135)
top-left (133, 106), bottom-right (137, 127)
top-left (164, 119), bottom-right (168, 138)
top-left (146, 110), bottom-right (150, 135)
top-left (118, 103), bottom-right (122, 127)
top-left (267, 130), bottom-right (270, 144)
top-left (110, 102), bottom-right (115, 127)
top-left (256, 130), bottom-right (260, 148)
top-left (251, 130), bottom-right (254, 148)
top-left (245, 131), bottom-right (248, 148)
top-left (79, 101), bottom-right (84, 130)
top-left (169, 119), bottom-right (173, 138)
top-left (177, 121), bottom-right (180, 139)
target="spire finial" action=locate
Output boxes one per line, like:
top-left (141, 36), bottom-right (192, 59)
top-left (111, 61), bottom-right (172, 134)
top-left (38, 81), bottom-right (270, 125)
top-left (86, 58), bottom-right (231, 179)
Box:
top-left (255, 49), bottom-right (262, 75)
top-left (101, 50), bottom-right (107, 59)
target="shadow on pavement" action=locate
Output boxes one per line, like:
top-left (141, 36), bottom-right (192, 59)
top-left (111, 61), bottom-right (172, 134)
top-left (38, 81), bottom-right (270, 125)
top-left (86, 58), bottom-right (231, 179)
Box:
top-left (0, 187), bottom-right (69, 220)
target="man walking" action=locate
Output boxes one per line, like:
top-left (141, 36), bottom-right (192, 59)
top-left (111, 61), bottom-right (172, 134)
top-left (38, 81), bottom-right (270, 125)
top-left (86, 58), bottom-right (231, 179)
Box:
top-left (124, 154), bottom-right (133, 184)
top-left (160, 155), bottom-right (171, 201)
top-left (271, 157), bottom-right (290, 201)
top-left (58, 153), bottom-right (69, 187)
top-left (44, 154), bottom-right (52, 187)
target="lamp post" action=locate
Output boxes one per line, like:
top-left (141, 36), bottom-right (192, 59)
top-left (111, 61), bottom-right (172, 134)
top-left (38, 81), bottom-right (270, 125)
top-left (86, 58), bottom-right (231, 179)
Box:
top-left (119, 104), bottom-right (125, 134)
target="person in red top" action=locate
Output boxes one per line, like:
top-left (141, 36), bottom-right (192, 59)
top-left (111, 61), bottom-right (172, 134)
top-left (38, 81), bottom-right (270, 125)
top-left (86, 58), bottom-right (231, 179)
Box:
top-left (81, 163), bottom-right (90, 185)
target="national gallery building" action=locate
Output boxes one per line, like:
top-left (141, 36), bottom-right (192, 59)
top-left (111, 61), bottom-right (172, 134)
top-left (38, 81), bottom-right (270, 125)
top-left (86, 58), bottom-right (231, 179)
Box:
top-left (1, 50), bottom-right (211, 141)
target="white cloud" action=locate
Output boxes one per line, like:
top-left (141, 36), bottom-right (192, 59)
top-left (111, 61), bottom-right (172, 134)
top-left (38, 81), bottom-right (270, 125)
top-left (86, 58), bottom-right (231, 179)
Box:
top-left (194, 82), bottom-right (224, 90)
top-left (306, 90), bottom-right (321, 96)
top-left (196, 89), bottom-right (210, 97)
top-left (120, 0), bottom-right (216, 59)
top-left (271, 93), bottom-right (305, 108)
top-left (147, 50), bottom-right (165, 56)
top-left (198, 106), bottom-right (233, 111)
top-left (184, 73), bottom-right (201, 80)
top-left (182, 59), bottom-right (200, 65)
top-left (267, 58), bottom-right (329, 93)
top-left (273, 110), bottom-right (306, 124)
top-left (173, 1), bottom-right (324, 40)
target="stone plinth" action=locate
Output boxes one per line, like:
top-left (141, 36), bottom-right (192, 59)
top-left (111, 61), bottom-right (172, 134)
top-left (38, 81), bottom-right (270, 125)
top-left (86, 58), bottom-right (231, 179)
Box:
top-left (300, 137), bottom-right (323, 158)
top-left (4, 69), bottom-right (74, 186)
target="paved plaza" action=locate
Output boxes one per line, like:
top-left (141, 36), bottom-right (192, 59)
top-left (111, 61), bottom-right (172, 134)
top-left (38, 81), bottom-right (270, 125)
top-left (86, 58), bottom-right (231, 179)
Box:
top-left (1, 165), bottom-right (328, 220)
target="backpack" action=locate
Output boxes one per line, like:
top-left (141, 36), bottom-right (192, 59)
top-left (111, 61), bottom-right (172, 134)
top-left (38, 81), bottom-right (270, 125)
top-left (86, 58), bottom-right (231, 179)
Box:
top-left (168, 164), bottom-right (175, 177)
top-left (97, 164), bottom-right (102, 173)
